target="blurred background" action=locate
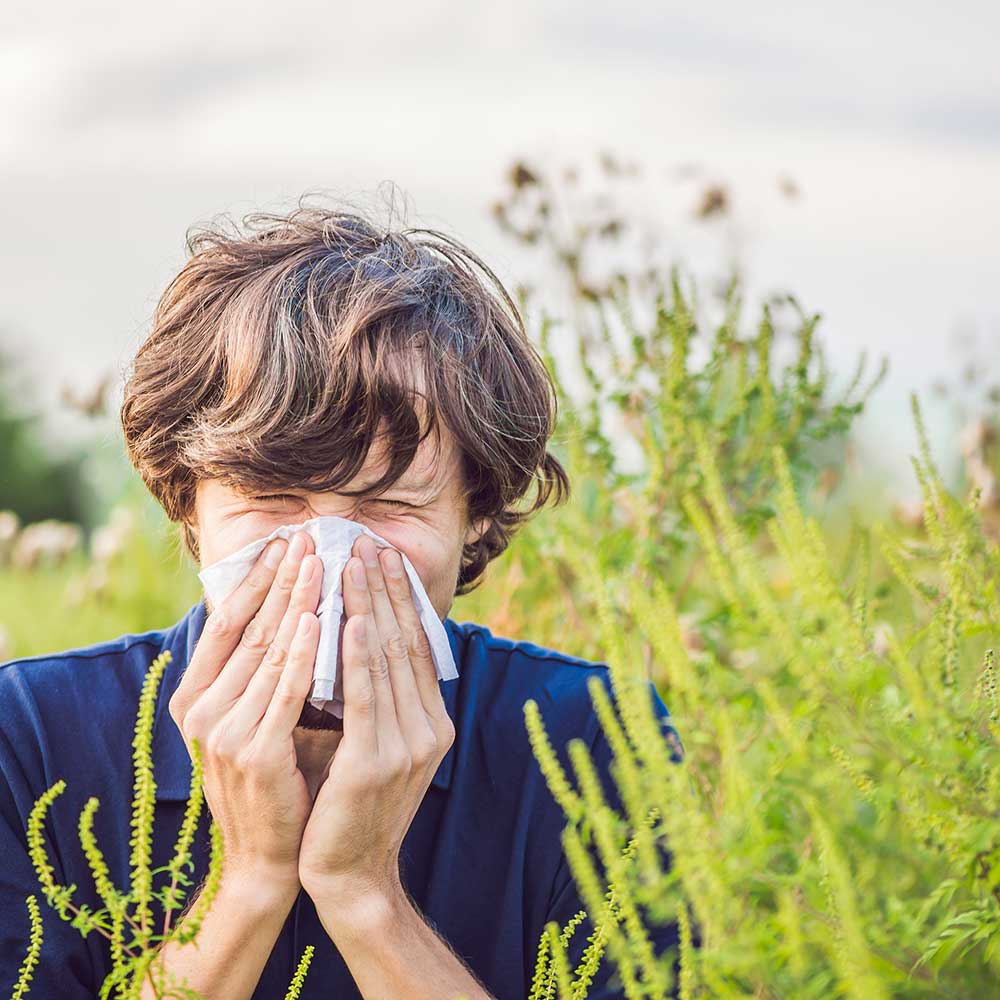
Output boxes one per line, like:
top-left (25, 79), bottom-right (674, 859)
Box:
top-left (1, 0), bottom-right (998, 652)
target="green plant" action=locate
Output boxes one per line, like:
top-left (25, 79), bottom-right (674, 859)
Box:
top-left (457, 267), bottom-right (885, 655)
top-left (522, 396), bottom-right (1000, 998)
top-left (9, 648), bottom-right (316, 1000)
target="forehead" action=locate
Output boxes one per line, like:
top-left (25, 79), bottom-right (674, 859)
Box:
top-left (354, 355), bottom-right (461, 493)
top-left (360, 414), bottom-right (459, 493)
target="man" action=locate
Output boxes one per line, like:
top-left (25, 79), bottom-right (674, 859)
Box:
top-left (0, 205), bottom-right (686, 998)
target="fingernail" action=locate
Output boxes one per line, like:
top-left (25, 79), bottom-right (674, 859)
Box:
top-left (360, 538), bottom-right (378, 568)
top-left (288, 531), bottom-right (307, 560)
top-left (298, 555), bottom-right (315, 584)
top-left (383, 549), bottom-right (403, 577)
top-left (350, 558), bottom-right (367, 587)
top-left (264, 540), bottom-right (285, 568)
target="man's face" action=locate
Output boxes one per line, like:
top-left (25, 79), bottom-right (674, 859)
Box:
top-left (190, 417), bottom-right (488, 731)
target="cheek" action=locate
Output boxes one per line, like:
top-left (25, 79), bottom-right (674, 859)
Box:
top-left (197, 513), bottom-right (300, 566)
top-left (368, 522), bottom-right (456, 587)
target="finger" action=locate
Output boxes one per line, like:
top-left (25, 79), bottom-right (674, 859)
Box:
top-left (208, 531), bottom-right (315, 707)
top-left (341, 612), bottom-right (378, 755)
top-left (358, 537), bottom-right (431, 744)
top-left (226, 550), bottom-right (323, 736)
top-left (342, 550), bottom-right (372, 619)
top-left (174, 537), bottom-right (287, 712)
top-left (342, 556), bottom-right (400, 741)
top-left (344, 556), bottom-right (399, 735)
top-left (254, 611), bottom-right (320, 749)
top-left (363, 609), bottom-right (404, 750)
top-left (377, 546), bottom-right (448, 727)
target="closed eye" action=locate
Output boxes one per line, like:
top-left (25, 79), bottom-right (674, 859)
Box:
top-left (250, 495), bottom-right (412, 510)
top-left (252, 494), bottom-right (302, 503)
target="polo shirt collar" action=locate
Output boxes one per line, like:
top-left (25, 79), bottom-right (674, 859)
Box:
top-left (150, 600), bottom-right (461, 801)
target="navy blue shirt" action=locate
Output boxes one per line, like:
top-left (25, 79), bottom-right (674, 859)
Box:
top-left (0, 600), bottom-right (685, 998)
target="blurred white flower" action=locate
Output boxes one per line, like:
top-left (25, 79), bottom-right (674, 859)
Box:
top-left (65, 565), bottom-right (110, 607)
top-left (872, 621), bottom-right (893, 658)
top-left (12, 520), bottom-right (82, 570)
top-left (892, 499), bottom-right (925, 529)
top-left (90, 505), bottom-right (137, 563)
top-left (731, 648), bottom-right (759, 671)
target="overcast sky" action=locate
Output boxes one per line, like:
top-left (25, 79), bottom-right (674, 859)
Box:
top-left (1, 0), bottom-right (998, 492)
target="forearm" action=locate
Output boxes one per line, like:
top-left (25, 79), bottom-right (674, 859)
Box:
top-left (312, 884), bottom-right (495, 1000)
top-left (139, 869), bottom-right (300, 1000)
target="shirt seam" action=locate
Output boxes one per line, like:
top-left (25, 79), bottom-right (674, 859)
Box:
top-left (0, 637), bottom-right (166, 671)
top-left (457, 623), bottom-right (609, 672)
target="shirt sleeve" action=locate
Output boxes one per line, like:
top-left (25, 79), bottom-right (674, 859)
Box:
top-left (532, 679), bottom-right (692, 1000)
top-left (0, 700), bottom-right (97, 997)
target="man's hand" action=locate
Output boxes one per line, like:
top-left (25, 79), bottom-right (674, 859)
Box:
top-left (297, 534), bottom-right (456, 909)
top-left (168, 530), bottom-right (324, 893)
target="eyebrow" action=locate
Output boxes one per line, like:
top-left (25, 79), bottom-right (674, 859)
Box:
top-left (358, 467), bottom-right (439, 493)
top-left (247, 470), bottom-right (439, 500)
top-left (371, 478), bottom-right (437, 497)
top-left (325, 474), bottom-right (439, 499)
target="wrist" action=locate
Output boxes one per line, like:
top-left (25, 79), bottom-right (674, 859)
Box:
top-left (306, 875), bottom-right (409, 938)
top-left (219, 863), bottom-right (302, 914)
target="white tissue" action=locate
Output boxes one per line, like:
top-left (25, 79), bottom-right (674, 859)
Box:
top-left (197, 516), bottom-right (458, 719)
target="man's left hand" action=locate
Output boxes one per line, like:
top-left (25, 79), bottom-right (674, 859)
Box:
top-left (297, 534), bottom-right (455, 914)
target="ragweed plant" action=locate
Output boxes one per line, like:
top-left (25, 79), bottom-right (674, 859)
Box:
top-left (8, 648), bottom-right (316, 1000)
top-left (459, 267), bottom-right (886, 660)
top-left (523, 395), bottom-right (999, 998)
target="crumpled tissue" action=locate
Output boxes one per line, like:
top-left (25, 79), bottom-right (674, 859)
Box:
top-left (197, 516), bottom-right (458, 719)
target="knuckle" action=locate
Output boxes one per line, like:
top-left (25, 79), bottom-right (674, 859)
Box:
top-left (264, 642), bottom-right (289, 670)
top-left (181, 706), bottom-right (207, 740)
top-left (368, 651), bottom-right (390, 682)
top-left (205, 728), bottom-right (230, 759)
top-left (386, 749), bottom-right (412, 776)
top-left (246, 568), bottom-right (272, 593)
top-left (409, 629), bottom-right (432, 660)
top-left (168, 693), bottom-right (185, 724)
top-left (205, 609), bottom-right (232, 637)
top-left (434, 717), bottom-right (456, 751)
top-left (235, 743), bottom-right (262, 773)
top-left (383, 631), bottom-right (408, 660)
top-left (412, 731), bottom-right (438, 765)
top-left (272, 686), bottom-right (302, 708)
top-left (240, 617), bottom-right (270, 651)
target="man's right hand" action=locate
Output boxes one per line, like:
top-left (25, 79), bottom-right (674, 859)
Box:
top-left (168, 531), bottom-right (324, 893)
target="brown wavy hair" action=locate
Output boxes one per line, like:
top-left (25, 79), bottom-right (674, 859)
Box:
top-left (120, 200), bottom-right (569, 595)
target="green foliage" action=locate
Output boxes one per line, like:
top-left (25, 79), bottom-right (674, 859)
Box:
top-left (458, 271), bottom-right (884, 657)
top-left (520, 371), bottom-right (999, 997)
top-left (0, 491), bottom-right (200, 661)
top-left (9, 646), bottom-right (316, 999)
top-left (8, 894), bottom-right (41, 1000)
